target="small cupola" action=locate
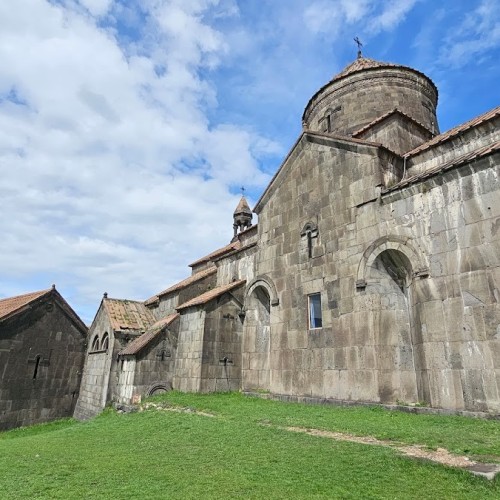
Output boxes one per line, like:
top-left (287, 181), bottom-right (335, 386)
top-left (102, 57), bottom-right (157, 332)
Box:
top-left (233, 196), bottom-right (252, 237)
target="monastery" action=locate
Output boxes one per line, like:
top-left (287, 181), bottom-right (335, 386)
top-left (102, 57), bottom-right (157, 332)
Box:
top-left (3, 51), bottom-right (499, 428)
top-left (74, 52), bottom-right (500, 419)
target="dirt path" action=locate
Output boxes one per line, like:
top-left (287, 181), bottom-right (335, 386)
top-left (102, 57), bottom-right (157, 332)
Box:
top-left (285, 426), bottom-right (476, 468)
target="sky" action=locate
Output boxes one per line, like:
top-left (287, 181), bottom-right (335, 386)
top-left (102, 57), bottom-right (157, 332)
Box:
top-left (1, 0), bottom-right (499, 324)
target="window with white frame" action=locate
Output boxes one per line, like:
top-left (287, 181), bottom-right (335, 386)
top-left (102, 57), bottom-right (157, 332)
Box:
top-left (308, 293), bottom-right (322, 329)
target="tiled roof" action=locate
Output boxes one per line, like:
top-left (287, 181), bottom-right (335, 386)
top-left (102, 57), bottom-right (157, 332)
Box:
top-left (213, 242), bottom-right (257, 262)
top-left (234, 195), bottom-right (252, 214)
top-left (176, 280), bottom-right (246, 311)
top-left (332, 56), bottom-right (397, 81)
top-left (119, 313), bottom-right (179, 356)
top-left (189, 240), bottom-right (241, 267)
top-left (384, 140), bottom-right (500, 193)
top-left (351, 108), bottom-right (434, 138)
top-left (0, 289), bottom-right (51, 320)
top-left (405, 105), bottom-right (500, 157)
top-left (144, 267), bottom-right (217, 306)
top-left (103, 298), bottom-right (155, 332)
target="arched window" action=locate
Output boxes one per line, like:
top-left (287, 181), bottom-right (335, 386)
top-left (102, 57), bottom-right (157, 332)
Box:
top-left (91, 335), bottom-right (100, 351)
top-left (101, 333), bottom-right (109, 351)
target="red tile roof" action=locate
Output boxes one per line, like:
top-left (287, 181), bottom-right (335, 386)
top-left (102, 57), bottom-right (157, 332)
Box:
top-left (103, 298), bottom-right (155, 332)
top-left (405, 105), bottom-right (500, 157)
top-left (0, 289), bottom-right (51, 320)
top-left (176, 280), bottom-right (246, 311)
top-left (189, 240), bottom-right (241, 267)
top-left (119, 313), bottom-right (179, 356)
top-left (144, 267), bottom-right (217, 306)
top-left (384, 140), bottom-right (500, 193)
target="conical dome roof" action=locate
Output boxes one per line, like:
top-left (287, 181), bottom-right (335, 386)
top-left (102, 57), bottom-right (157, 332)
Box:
top-left (234, 196), bottom-right (252, 215)
top-left (332, 56), bottom-right (397, 82)
top-left (302, 54), bottom-right (439, 137)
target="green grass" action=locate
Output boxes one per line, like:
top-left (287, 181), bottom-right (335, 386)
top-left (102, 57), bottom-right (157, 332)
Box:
top-left (1, 392), bottom-right (499, 499)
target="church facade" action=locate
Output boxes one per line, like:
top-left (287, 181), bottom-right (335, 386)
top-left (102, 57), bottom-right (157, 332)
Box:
top-left (75, 54), bottom-right (500, 419)
top-left (0, 287), bottom-right (87, 430)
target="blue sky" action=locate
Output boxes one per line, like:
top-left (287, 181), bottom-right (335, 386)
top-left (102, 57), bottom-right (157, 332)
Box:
top-left (1, 0), bottom-right (499, 323)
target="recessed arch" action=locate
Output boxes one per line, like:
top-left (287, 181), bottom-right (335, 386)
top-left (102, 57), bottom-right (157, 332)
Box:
top-left (246, 275), bottom-right (279, 306)
top-left (147, 382), bottom-right (171, 396)
top-left (356, 235), bottom-right (428, 288)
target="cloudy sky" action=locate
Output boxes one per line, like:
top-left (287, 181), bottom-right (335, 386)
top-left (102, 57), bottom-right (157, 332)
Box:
top-left (1, 0), bottom-right (499, 323)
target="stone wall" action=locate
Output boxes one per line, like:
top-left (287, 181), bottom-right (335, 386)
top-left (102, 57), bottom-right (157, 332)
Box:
top-left (216, 246), bottom-right (256, 286)
top-left (0, 299), bottom-right (85, 430)
top-left (173, 309), bottom-right (206, 392)
top-left (200, 293), bottom-right (244, 392)
top-left (115, 358), bottom-right (135, 404)
top-left (120, 319), bottom-right (179, 403)
top-left (73, 309), bottom-right (114, 420)
top-left (248, 133), bottom-right (500, 412)
top-left (303, 67), bottom-right (439, 137)
top-left (150, 271), bottom-right (217, 319)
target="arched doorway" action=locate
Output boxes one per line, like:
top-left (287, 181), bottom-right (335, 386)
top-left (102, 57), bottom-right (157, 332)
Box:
top-left (365, 248), bottom-right (424, 404)
top-left (242, 282), bottom-right (272, 391)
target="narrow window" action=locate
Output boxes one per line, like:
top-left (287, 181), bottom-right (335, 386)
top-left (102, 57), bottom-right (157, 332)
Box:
top-left (308, 293), bottom-right (322, 329)
top-left (91, 335), bottom-right (100, 351)
top-left (33, 355), bottom-right (41, 379)
top-left (101, 333), bottom-right (109, 351)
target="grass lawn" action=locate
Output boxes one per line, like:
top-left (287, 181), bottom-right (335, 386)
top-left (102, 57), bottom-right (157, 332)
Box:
top-left (1, 392), bottom-right (499, 499)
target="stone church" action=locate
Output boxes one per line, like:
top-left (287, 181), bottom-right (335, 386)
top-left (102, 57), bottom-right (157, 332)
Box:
top-left (0, 286), bottom-right (87, 430)
top-left (75, 53), bottom-right (500, 420)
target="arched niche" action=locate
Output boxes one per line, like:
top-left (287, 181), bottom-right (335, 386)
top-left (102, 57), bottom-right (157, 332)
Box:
top-left (356, 236), bottom-right (428, 289)
top-left (242, 275), bottom-right (278, 391)
top-left (246, 275), bottom-right (279, 307)
top-left (356, 237), bottom-right (430, 405)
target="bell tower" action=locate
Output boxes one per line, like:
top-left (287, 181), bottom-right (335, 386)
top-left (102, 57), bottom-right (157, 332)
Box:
top-left (233, 195), bottom-right (252, 237)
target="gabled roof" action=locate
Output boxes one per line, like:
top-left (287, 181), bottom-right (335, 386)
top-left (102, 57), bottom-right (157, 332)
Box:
top-left (189, 240), bottom-right (241, 268)
top-left (0, 286), bottom-right (87, 333)
top-left (384, 140), bottom-right (500, 193)
top-left (405, 105), bottom-right (500, 157)
top-left (213, 242), bottom-right (257, 262)
top-left (0, 289), bottom-right (51, 320)
top-left (254, 131), bottom-right (392, 214)
top-left (176, 280), bottom-right (246, 311)
top-left (103, 298), bottom-right (155, 332)
top-left (144, 267), bottom-right (217, 306)
top-left (351, 108), bottom-right (434, 138)
top-left (119, 313), bottom-right (179, 356)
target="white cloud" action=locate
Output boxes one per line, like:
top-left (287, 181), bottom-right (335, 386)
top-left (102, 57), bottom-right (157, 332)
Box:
top-left (79, 0), bottom-right (113, 17)
top-left (439, 0), bottom-right (500, 68)
top-left (367, 0), bottom-right (419, 34)
top-left (303, 0), bottom-right (418, 36)
top-left (0, 0), bottom-right (275, 322)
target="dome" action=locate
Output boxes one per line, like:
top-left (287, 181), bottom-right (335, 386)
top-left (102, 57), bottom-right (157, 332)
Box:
top-left (302, 54), bottom-right (439, 138)
top-left (331, 56), bottom-right (398, 81)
